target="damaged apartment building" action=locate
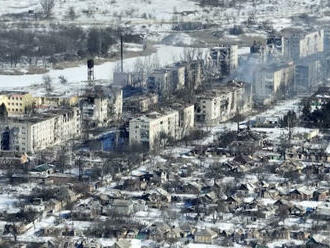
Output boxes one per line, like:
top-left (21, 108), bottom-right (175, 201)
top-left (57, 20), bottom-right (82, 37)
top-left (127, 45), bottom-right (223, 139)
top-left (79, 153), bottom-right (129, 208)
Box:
top-left (0, 91), bottom-right (34, 116)
top-left (254, 62), bottom-right (295, 104)
top-left (0, 107), bottom-right (81, 153)
top-left (123, 94), bottom-right (159, 113)
top-left (210, 45), bottom-right (238, 78)
top-left (80, 85), bottom-right (123, 128)
top-left (282, 28), bottom-right (325, 92)
top-left (129, 103), bottom-right (194, 150)
top-left (195, 81), bottom-right (251, 125)
top-left (147, 60), bottom-right (203, 96)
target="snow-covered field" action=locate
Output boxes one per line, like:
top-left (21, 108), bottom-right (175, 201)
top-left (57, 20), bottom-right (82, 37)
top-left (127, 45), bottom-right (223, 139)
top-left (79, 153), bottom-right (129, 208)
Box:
top-left (0, 0), bottom-right (325, 30)
top-left (0, 45), bottom-right (207, 92)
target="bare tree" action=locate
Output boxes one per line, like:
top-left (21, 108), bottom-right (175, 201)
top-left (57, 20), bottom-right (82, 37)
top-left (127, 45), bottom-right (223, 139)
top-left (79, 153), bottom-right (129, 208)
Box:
top-left (67, 6), bottom-right (77, 21)
top-left (58, 75), bottom-right (68, 84)
top-left (42, 75), bottom-right (53, 95)
top-left (40, 0), bottom-right (55, 18)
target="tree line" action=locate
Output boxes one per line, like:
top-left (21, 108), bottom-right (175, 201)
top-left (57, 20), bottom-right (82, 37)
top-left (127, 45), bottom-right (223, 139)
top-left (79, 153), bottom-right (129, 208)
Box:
top-left (0, 25), bottom-right (142, 68)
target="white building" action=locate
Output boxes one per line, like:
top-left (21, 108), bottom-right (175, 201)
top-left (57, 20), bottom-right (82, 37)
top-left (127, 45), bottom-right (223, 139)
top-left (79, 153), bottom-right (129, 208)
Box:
top-left (129, 110), bottom-right (180, 150)
top-left (0, 107), bottom-right (81, 153)
top-left (81, 86), bottom-right (122, 127)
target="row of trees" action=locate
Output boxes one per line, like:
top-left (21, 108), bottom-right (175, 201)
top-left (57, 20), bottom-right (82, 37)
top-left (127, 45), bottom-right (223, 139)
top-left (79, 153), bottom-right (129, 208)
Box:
top-left (301, 100), bottom-right (330, 128)
top-left (0, 25), bottom-right (139, 67)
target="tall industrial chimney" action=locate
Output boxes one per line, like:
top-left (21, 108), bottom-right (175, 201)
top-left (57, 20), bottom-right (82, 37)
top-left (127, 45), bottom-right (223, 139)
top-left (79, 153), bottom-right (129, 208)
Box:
top-left (120, 35), bottom-right (124, 73)
top-left (87, 59), bottom-right (95, 81)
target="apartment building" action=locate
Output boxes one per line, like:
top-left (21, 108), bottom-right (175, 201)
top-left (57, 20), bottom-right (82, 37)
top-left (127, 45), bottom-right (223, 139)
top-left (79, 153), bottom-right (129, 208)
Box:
top-left (254, 62), bottom-right (295, 104)
top-left (210, 45), bottom-right (238, 77)
top-left (129, 110), bottom-right (180, 150)
top-left (34, 95), bottom-right (79, 108)
top-left (195, 81), bottom-right (249, 125)
top-left (282, 28), bottom-right (324, 60)
top-left (147, 60), bottom-right (204, 96)
top-left (81, 86), bottom-right (123, 128)
top-left (0, 107), bottom-right (81, 153)
top-left (295, 59), bottom-right (322, 93)
top-left (147, 69), bottom-right (172, 96)
top-left (113, 71), bottom-right (146, 88)
top-left (0, 91), bottom-right (34, 116)
top-left (124, 94), bottom-right (159, 113)
top-left (166, 64), bottom-right (186, 91)
top-left (168, 103), bottom-right (195, 139)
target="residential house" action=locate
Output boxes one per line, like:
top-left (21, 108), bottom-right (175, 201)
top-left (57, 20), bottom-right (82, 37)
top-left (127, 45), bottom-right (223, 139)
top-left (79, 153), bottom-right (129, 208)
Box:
top-left (194, 228), bottom-right (217, 244)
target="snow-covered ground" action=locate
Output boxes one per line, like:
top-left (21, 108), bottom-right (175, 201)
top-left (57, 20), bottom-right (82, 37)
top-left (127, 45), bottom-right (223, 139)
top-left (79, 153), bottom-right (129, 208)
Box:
top-left (0, 0), bottom-right (324, 32)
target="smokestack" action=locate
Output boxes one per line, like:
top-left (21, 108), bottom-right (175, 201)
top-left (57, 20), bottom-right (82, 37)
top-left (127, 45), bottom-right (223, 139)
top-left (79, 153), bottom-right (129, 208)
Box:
top-left (120, 35), bottom-right (124, 73)
top-left (87, 59), bottom-right (94, 82)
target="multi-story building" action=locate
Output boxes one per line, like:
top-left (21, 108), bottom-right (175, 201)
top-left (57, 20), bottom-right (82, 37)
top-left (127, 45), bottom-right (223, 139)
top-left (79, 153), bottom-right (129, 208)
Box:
top-left (147, 69), bottom-right (172, 96)
top-left (147, 60), bottom-right (204, 96)
top-left (113, 71), bottom-right (146, 88)
top-left (195, 81), bottom-right (250, 125)
top-left (254, 62), bottom-right (295, 104)
top-left (129, 110), bottom-right (180, 150)
top-left (34, 95), bottom-right (79, 109)
top-left (171, 103), bottom-right (195, 139)
top-left (0, 91), bottom-right (34, 116)
top-left (210, 45), bottom-right (238, 77)
top-left (124, 94), bottom-right (159, 113)
top-left (282, 28), bottom-right (324, 60)
top-left (81, 86), bottom-right (123, 128)
top-left (0, 107), bottom-right (81, 153)
top-left (295, 59), bottom-right (322, 93)
top-left (165, 65), bottom-right (186, 91)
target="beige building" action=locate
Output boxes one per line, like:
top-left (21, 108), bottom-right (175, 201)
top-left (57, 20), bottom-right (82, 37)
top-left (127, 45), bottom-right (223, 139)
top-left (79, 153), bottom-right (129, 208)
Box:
top-left (124, 94), bottom-right (158, 113)
top-left (129, 110), bottom-right (180, 150)
top-left (129, 103), bottom-right (195, 149)
top-left (0, 91), bottom-right (34, 116)
top-left (195, 81), bottom-right (249, 125)
top-left (0, 107), bottom-right (81, 153)
top-left (34, 95), bottom-right (78, 109)
top-left (194, 228), bottom-right (217, 244)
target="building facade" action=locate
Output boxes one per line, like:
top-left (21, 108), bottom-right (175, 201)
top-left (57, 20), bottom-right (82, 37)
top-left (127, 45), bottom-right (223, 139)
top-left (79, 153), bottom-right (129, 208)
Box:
top-left (0, 91), bottom-right (34, 116)
top-left (129, 110), bottom-right (180, 150)
top-left (195, 81), bottom-right (249, 125)
top-left (283, 29), bottom-right (324, 60)
top-left (0, 108), bottom-right (81, 153)
top-left (210, 45), bottom-right (238, 77)
top-left (254, 62), bottom-right (295, 104)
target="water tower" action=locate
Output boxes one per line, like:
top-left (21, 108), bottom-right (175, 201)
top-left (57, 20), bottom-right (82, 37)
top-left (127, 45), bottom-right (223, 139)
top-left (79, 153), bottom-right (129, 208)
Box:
top-left (87, 59), bottom-right (95, 81)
